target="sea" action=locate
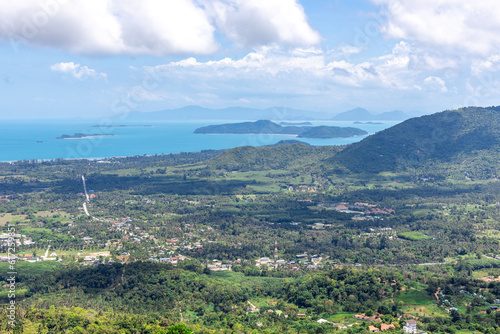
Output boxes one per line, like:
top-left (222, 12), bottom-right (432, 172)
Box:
top-left (0, 119), bottom-right (398, 162)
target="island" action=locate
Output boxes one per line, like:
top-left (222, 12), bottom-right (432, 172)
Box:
top-left (194, 120), bottom-right (367, 139)
top-left (91, 125), bottom-right (153, 128)
top-left (56, 133), bottom-right (116, 139)
top-left (353, 121), bottom-right (383, 125)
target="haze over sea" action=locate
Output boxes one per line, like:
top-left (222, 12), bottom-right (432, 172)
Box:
top-left (0, 120), bottom-right (398, 162)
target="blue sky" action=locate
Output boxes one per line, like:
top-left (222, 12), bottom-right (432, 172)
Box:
top-left (1, 0), bottom-right (500, 119)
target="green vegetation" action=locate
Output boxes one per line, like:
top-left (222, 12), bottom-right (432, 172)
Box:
top-left (397, 232), bottom-right (432, 241)
top-left (4, 106), bottom-right (500, 332)
top-left (336, 106), bottom-right (500, 175)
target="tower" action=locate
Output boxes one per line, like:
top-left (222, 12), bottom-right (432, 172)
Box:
top-left (274, 237), bottom-right (278, 264)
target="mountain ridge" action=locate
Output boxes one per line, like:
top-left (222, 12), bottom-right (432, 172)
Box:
top-left (123, 105), bottom-right (414, 121)
top-left (333, 106), bottom-right (500, 174)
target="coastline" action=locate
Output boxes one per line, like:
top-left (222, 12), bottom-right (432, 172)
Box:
top-left (195, 132), bottom-right (299, 137)
top-left (195, 132), bottom-right (368, 139)
top-left (0, 120), bottom-right (392, 163)
top-left (56, 134), bottom-right (116, 140)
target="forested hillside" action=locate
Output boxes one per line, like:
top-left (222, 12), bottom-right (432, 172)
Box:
top-left (335, 106), bottom-right (500, 175)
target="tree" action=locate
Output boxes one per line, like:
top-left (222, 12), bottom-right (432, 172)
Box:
top-left (450, 309), bottom-right (461, 322)
top-left (166, 324), bottom-right (194, 334)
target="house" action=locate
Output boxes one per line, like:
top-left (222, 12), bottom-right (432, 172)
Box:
top-left (490, 305), bottom-right (499, 311)
top-left (403, 320), bottom-right (417, 333)
top-left (296, 314), bottom-right (306, 317)
top-left (317, 319), bottom-right (330, 324)
top-left (369, 325), bottom-right (380, 332)
top-left (353, 312), bottom-right (380, 321)
top-left (381, 323), bottom-right (395, 331)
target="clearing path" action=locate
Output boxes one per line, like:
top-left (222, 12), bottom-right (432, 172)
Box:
top-left (434, 287), bottom-right (441, 301)
top-left (247, 301), bottom-right (260, 313)
top-left (82, 202), bottom-right (90, 216)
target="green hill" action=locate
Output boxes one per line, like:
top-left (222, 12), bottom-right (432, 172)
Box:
top-left (208, 143), bottom-right (341, 171)
top-left (334, 106), bottom-right (500, 174)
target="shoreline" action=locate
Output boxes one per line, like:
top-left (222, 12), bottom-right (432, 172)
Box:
top-left (56, 134), bottom-right (116, 140)
top-left (195, 132), bottom-right (299, 137)
top-left (195, 132), bottom-right (368, 139)
top-left (0, 141), bottom-right (326, 164)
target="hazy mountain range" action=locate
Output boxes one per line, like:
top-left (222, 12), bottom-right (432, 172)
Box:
top-left (124, 106), bottom-right (413, 122)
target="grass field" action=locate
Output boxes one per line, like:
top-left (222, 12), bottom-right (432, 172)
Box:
top-left (0, 213), bottom-right (27, 226)
top-left (397, 232), bottom-right (432, 241)
top-left (396, 286), bottom-right (447, 317)
top-left (330, 312), bottom-right (357, 323)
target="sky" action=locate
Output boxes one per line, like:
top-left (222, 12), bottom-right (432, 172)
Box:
top-left (1, 0), bottom-right (500, 119)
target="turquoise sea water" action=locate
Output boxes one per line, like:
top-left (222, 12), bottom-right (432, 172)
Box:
top-left (0, 120), bottom-right (398, 162)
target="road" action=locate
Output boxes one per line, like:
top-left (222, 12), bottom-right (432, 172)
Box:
top-left (83, 202), bottom-right (90, 216)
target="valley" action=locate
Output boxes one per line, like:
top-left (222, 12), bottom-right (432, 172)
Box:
top-left (2, 107), bottom-right (500, 333)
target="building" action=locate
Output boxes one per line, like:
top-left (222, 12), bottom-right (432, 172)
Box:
top-left (369, 325), bottom-right (380, 332)
top-left (403, 320), bottom-right (417, 333)
top-left (381, 323), bottom-right (395, 331)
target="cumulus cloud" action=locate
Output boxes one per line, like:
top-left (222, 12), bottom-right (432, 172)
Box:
top-left (337, 45), bottom-right (365, 57)
top-left (424, 76), bottom-right (448, 93)
top-left (202, 0), bottom-right (320, 48)
top-left (50, 62), bottom-right (107, 80)
top-left (0, 0), bottom-right (319, 55)
top-left (147, 43), bottom-right (424, 90)
top-left (372, 0), bottom-right (500, 56)
top-left (151, 47), bottom-right (325, 76)
top-left (471, 55), bottom-right (500, 76)
top-left (0, 0), bottom-right (217, 55)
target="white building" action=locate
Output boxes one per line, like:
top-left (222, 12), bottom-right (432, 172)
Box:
top-left (403, 320), bottom-right (417, 333)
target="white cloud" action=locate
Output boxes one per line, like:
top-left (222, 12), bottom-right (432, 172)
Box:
top-left (373, 0), bottom-right (500, 56)
top-left (0, 0), bottom-right (319, 55)
top-left (471, 55), bottom-right (500, 76)
top-left (424, 76), bottom-right (448, 93)
top-left (334, 45), bottom-right (365, 58)
top-left (152, 47), bottom-right (326, 76)
top-left (202, 0), bottom-right (320, 48)
top-left (0, 0), bottom-right (217, 55)
top-left (409, 53), bottom-right (459, 71)
top-left (50, 62), bottom-right (107, 80)
top-left (147, 43), bottom-right (422, 90)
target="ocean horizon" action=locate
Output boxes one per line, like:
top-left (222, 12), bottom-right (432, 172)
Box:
top-left (0, 119), bottom-right (398, 162)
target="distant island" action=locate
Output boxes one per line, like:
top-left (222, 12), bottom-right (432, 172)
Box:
top-left (353, 121), bottom-right (383, 124)
top-left (194, 120), bottom-right (367, 139)
top-left (56, 133), bottom-right (116, 140)
top-left (279, 121), bottom-right (313, 126)
top-left (332, 108), bottom-right (410, 121)
top-left (91, 125), bottom-right (153, 128)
